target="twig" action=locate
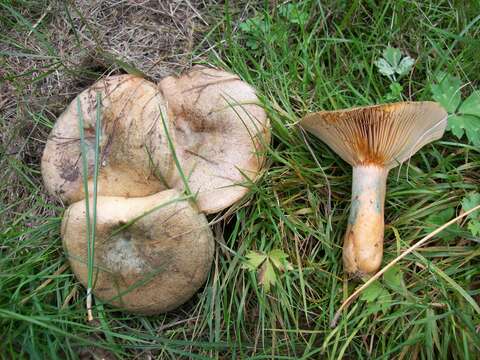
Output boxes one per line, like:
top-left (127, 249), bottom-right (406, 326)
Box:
top-left (331, 204), bottom-right (480, 328)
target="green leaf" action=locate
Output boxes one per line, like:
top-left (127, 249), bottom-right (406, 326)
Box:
top-left (462, 192), bottom-right (480, 236)
top-left (448, 114), bottom-right (480, 146)
top-left (246, 39), bottom-right (260, 50)
top-left (258, 260), bottom-right (277, 292)
top-left (383, 47), bottom-right (402, 68)
top-left (396, 56), bottom-right (415, 76)
top-left (389, 82), bottom-right (403, 95)
top-left (459, 91), bottom-right (480, 117)
top-left (468, 221), bottom-right (480, 236)
top-left (384, 82), bottom-right (404, 101)
top-left (279, 3), bottom-right (308, 25)
top-left (378, 290), bottom-right (392, 314)
top-left (239, 17), bottom-right (266, 34)
top-left (431, 74), bottom-right (462, 113)
top-left (376, 47), bottom-right (415, 79)
top-left (243, 251), bottom-right (267, 271)
top-left (461, 192), bottom-right (480, 218)
top-left (268, 249), bottom-right (293, 271)
top-left (375, 58), bottom-right (395, 77)
top-left (360, 280), bottom-right (384, 303)
top-left (383, 265), bottom-right (403, 289)
top-left (361, 281), bottom-right (392, 314)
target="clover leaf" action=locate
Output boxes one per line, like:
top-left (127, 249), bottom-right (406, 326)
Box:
top-left (243, 249), bottom-right (293, 292)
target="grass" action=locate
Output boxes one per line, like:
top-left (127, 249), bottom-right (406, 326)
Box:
top-left (1, 0), bottom-right (480, 358)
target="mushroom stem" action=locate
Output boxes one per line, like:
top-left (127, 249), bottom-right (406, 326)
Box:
top-left (343, 165), bottom-right (388, 276)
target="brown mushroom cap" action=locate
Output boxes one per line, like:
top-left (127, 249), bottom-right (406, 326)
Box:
top-left (159, 66), bottom-right (270, 214)
top-left (42, 75), bottom-right (177, 204)
top-left (301, 101), bottom-right (447, 169)
top-left (62, 189), bottom-right (214, 314)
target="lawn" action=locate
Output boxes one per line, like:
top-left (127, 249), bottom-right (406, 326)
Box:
top-left (1, 0), bottom-right (479, 358)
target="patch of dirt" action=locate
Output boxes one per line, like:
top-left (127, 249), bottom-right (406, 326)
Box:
top-left (0, 0), bottom-right (214, 215)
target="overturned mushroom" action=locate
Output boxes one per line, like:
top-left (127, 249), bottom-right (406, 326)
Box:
top-left (159, 66), bottom-right (270, 213)
top-left (42, 75), bottom-right (177, 204)
top-left (301, 102), bottom-right (447, 276)
top-left (62, 189), bottom-right (214, 314)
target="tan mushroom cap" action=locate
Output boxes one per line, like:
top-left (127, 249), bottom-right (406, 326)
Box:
top-left (159, 66), bottom-right (270, 214)
top-left (62, 189), bottom-right (214, 314)
top-left (301, 101), bottom-right (447, 169)
top-left (42, 75), bottom-right (177, 204)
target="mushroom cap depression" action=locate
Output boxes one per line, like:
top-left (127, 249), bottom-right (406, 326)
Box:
top-left (300, 101), bottom-right (447, 169)
top-left (159, 66), bottom-right (270, 214)
top-left (62, 189), bottom-right (214, 314)
top-left (42, 75), bottom-right (177, 204)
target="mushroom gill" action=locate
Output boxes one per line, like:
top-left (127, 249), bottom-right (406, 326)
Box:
top-left (301, 101), bottom-right (447, 276)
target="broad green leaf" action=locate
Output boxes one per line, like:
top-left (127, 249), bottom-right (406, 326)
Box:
top-left (383, 265), bottom-right (403, 289)
top-left (461, 192), bottom-right (480, 218)
top-left (376, 47), bottom-right (415, 79)
top-left (459, 91), bottom-right (480, 117)
top-left (279, 3), bottom-right (308, 25)
top-left (360, 280), bottom-right (384, 303)
top-left (462, 192), bottom-right (480, 236)
top-left (246, 39), bottom-right (260, 50)
top-left (396, 56), bottom-right (415, 76)
top-left (362, 281), bottom-right (391, 314)
top-left (375, 58), bottom-right (395, 77)
top-left (384, 82), bottom-right (404, 101)
top-left (258, 260), bottom-right (277, 292)
top-left (268, 249), bottom-right (293, 271)
top-left (448, 114), bottom-right (480, 146)
top-left (243, 251), bottom-right (267, 271)
top-left (383, 46), bottom-right (402, 67)
top-left (468, 221), bottom-right (480, 236)
top-left (431, 74), bottom-right (462, 113)
top-left (389, 82), bottom-right (403, 94)
top-left (379, 290), bottom-right (392, 314)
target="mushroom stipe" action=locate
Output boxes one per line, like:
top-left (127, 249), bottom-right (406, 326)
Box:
top-left (301, 101), bottom-right (447, 277)
top-left (42, 66), bottom-right (271, 314)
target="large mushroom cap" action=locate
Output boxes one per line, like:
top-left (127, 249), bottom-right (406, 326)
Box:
top-left (159, 66), bottom-right (270, 213)
top-left (301, 101), bottom-right (447, 169)
top-left (62, 189), bottom-right (214, 314)
top-left (42, 75), bottom-right (177, 204)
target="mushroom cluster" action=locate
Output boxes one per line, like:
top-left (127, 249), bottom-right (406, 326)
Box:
top-left (301, 102), bottom-right (447, 277)
top-left (42, 66), bottom-right (270, 314)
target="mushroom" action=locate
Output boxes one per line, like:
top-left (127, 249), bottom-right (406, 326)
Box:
top-left (42, 67), bottom-right (271, 314)
top-left (301, 102), bottom-right (447, 276)
top-left (159, 66), bottom-right (270, 214)
top-left (42, 75), bottom-right (177, 204)
top-left (62, 189), bottom-right (214, 314)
